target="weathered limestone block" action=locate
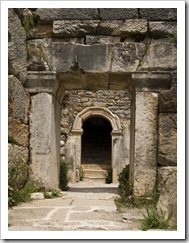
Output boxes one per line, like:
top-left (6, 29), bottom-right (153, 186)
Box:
top-left (8, 117), bottom-right (29, 147)
top-left (27, 40), bottom-right (78, 73)
top-left (97, 21), bottom-right (123, 35)
top-left (138, 40), bottom-right (177, 71)
top-left (27, 43), bottom-right (48, 71)
top-left (132, 72), bottom-right (171, 92)
top-left (8, 75), bottom-right (30, 124)
top-left (31, 24), bottom-right (53, 39)
top-left (139, 8), bottom-right (177, 20)
top-left (81, 73), bottom-right (109, 90)
top-left (134, 92), bottom-right (158, 196)
top-left (8, 143), bottom-right (29, 189)
top-left (158, 114), bottom-right (177, 166)
top-left (118, 19), bottom-right (147, 37)
top-left (27, 39), bottom-right (52, 71)
top-left (8, 9), bottom-right (27, 83)
top-left (159, 86), bottom-right (177, 113)
top-left (53, 20), bottom-right (99, 37)
top-left (99, 8), bottom-right (138, 19)
top-left (157, 166), bottom-right (177, 224)
top-left (29, 93), bottom-right (59, 189)
top-left (111, 43), bottom-right (146, 72)
top-left (34, 8), bottom-right (99, 22)
top-left (51, 43), bottom-right (77, 72)
top-left (76, 44), bottom-right (112, 72)
top-left (86, 36), bottom-right (121, 44)
top-left (149, 22), bottom-right (177, 38)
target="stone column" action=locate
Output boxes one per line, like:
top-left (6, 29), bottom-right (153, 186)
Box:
top-left (112, 131), bottom-right (122, 183)
top-left (134, 92), bottom-right (158, 196)
top-left (25, 71), bottom-right (64, 189)
top-left (65, 132), bottom-right (82, 183)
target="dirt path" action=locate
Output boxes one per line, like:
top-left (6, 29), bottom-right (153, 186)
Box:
top-left (8, 182), bottom-right (144, 231)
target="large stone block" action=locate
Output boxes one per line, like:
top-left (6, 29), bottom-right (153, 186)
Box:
top-left (149, 22), bottom-right (177, 38)
top-left (34, 8), bottom-right (99, 22)
top-left (53, 20), bottom-right (99, 37)
top-left (99, 8), bottom-right (138, 19)
top-left (29, 93), bottom-right (60, 189)
top-left (8, 117), bottom-right (29, 147)
top-left (27, 39), bottom-right (53, 71)
top-left (52, 43), bottom-right (77, 72)
top-left (111, 43), bottom-right (146, 72)
top-left (86, 36), bottom-right (121, 44)
top-left (138, 39), bottom-right (177, 71)
top-left (8, 9), bottom-right (27, 83)
top-left (132, 72), bottom-right (171, 92)
top-left (76, 44), bottom-right (112, 72)
top-left (159, 86), bottom-right (177, 113)
top-left (97, 21), bottom-right (123, 35)
top-left (29, 93), bottom-right (53, 188)
top-left (8, 75), bottom-right (30, 124)
top-left (134, 92), bottom-right (158, 196)
top-left (118, 19), bottom-right (147, 37)
top-left (8, 143), bottom-right (29, 189)
top-left (158, 114), bottom-right (177, 166)
top-left (157, 166), bottom-right (177, 224)
top-left (81, 73), bottom-right (109, 90)
top-left (139, 8), bottom-right (177, 20)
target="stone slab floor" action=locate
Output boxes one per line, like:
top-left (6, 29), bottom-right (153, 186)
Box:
top-left (8, 182), bottom-right (144, 231)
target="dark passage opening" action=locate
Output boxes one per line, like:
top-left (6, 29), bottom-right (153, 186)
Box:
top-left (81, 116), bottom-right (112, 165)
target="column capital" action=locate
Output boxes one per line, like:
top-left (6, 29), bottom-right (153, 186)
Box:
top-left (24, 71), bottom-right (58, 95)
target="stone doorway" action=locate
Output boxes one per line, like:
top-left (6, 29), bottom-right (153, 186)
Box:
top-left (67, 106), bottom-right (122, 183)
top-left (82, 116), bottom-right (112, 165)
top-left (81, 116), bottom-right (112, 182)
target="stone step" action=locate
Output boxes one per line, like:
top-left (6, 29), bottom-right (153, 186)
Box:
top-left (81, 164), bottom-right (111, 170)
top-left (83, 169), bottom-right (107, 178)
top-left (83, 177), bottom-right (106, 183)
top-left (81, 164), bottom-right (111, 182)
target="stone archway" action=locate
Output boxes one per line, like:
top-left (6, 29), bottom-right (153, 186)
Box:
top-left (66, 107), bottom-right (122, 183)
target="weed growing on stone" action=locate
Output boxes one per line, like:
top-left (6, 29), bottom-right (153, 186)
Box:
top-left (118, 164), bottom-right (131, 200)
top-left (8, 179), bottom-right (37, 207)
top-left (23, 12), bottom-right (34, 38)
top-left (105, 168), bottom-right (112, 184)
top-left (59, 159), bottom-right (69, 191)
top-left (77, 165), bottom-right (84, 181)
top-left (43, 188), bottom-right (62, 199)
top-left (140, 207), bottom-right (173, 231)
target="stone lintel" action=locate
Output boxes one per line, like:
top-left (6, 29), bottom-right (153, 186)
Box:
top-left (132, 72), bottom-right (171, 91)
top-left (25, 71), bottom-right (58, 94)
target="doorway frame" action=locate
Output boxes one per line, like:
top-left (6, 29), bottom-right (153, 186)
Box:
top-left (70, 106), bottom-right (122, 183)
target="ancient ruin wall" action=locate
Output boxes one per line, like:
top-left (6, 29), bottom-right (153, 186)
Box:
top-left (8, 8), bottom-right (177, 221)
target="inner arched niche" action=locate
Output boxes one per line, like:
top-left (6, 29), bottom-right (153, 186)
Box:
top-left (81, 116), bottom-right (112, 166)
top-left (66, 106), bottom-right (122, 183)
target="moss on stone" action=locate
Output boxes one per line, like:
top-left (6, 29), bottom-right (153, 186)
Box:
top-left (23, 13), bottom-right (34, 38)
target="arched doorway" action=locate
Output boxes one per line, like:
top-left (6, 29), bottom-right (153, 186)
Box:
top-left (68, 107), bottom-right (122, 183)
top-left (81, 116), bottom-right (112, 166)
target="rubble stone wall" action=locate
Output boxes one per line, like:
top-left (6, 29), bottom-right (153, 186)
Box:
top-left (60, 90), bottom-right (131, 158)
top-left (8, 9), bottom-right (30, 189)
